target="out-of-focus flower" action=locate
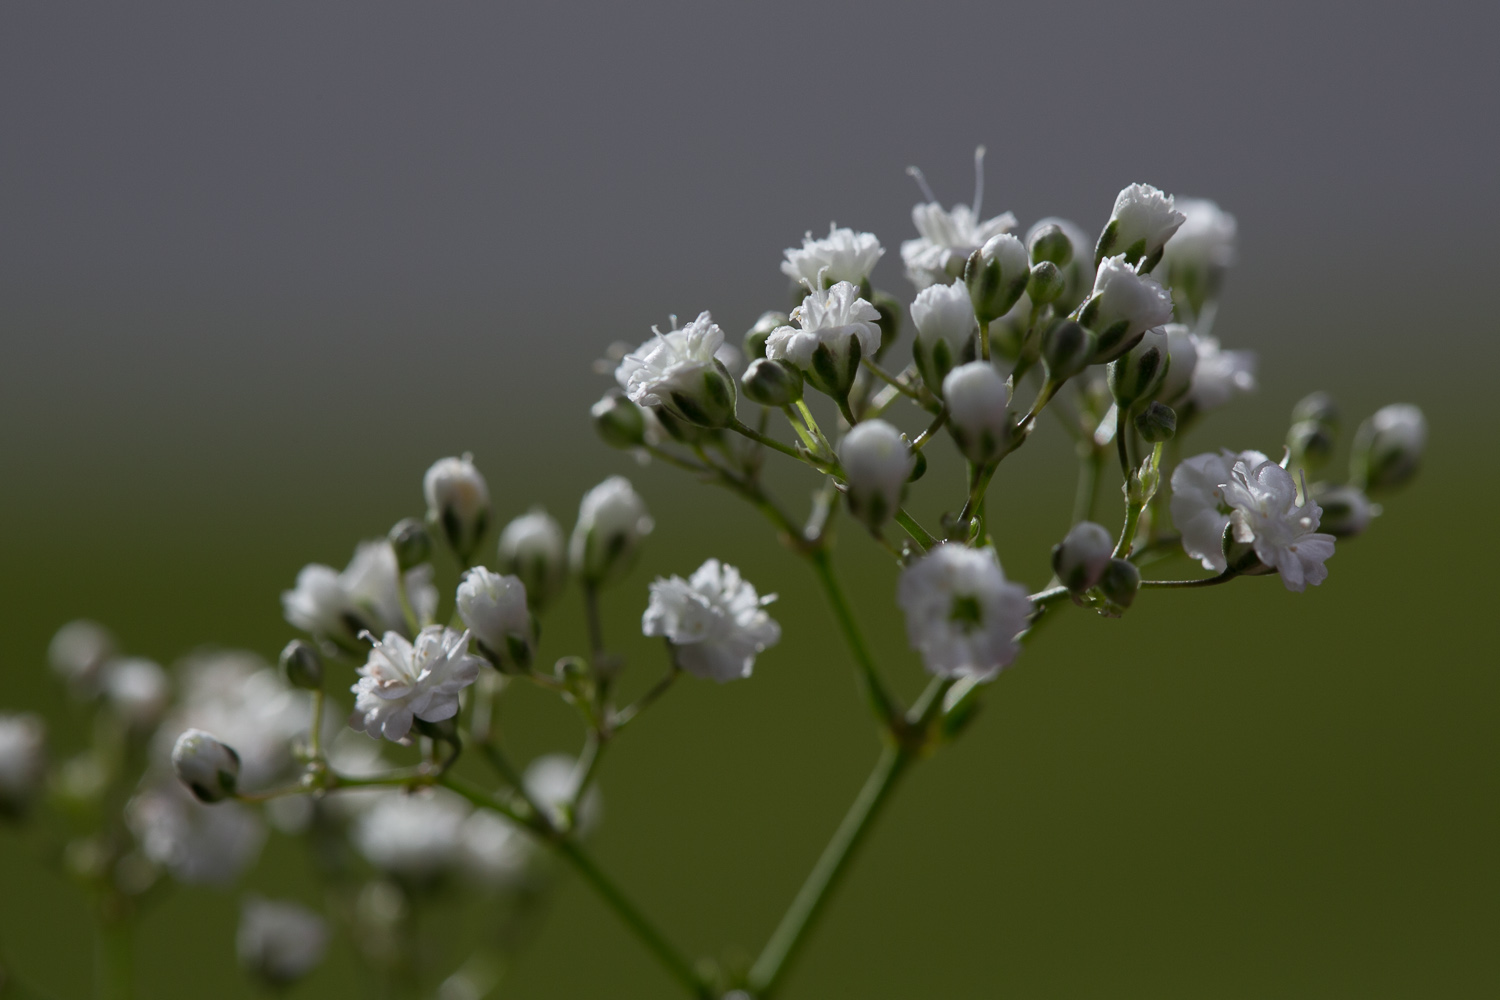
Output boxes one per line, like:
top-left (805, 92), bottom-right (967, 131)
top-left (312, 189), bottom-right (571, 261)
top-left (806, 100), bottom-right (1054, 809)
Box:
top-left (498, 509), bottom-right (568, 609)
top-left (838, 420), bottom-right (915, 529)
top-left (102, 657), bottom-right (170, 731)
top-left (456, 568), bottom-right (532, 666)
top-left (48, 620), bottom-right (116, 695)
top-left (898, 544), bottom-right (1032, 682)
top-left (570, 477), bottom-right (654, 585)
top-left (525, 754), bottom-right (601, 836)
top-left (0, 713), bottom-right (46, 818)
top-left (1186, 335), bottom-right (1257, 412)
top-left (943, 362), bottom-right (1012, 463)
top-left (170, 729), bottom-right (241, 803)
top-left (782, 225), bottom-right (884, 289)
top-left (642, 559), bottom-right (780, 682)
top-left (237, 897), bottom-right (330, 988)
top-left (282, 541), bottom-right (437, 642)
top-left (128, 781), bottom-right (266, 886)
top-left (353, 789), bottom-right (469, 880)
top-left (1352, 403), bottom-right (1427, 492)
top-left (424, 455), bottom-right (491, 560)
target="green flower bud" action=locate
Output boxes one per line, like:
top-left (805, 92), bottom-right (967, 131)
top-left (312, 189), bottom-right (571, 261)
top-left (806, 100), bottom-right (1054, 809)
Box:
top-left (741, 358), bottom-right (804, 407)
top-left (1097, 558), bottom-right (1141, 611)
top-left (964, 234), bottom-right (1030, 324)
top-left (1286, 419), bottom-right (1334, 472)
top-left (1026, 261), bottom-right (1065, 306)
top-left (387, 517), bottom-right (431, 572)
top-left (1310, 484), bottom-right (1377, 538)
top-left (1028, 223), bottom-right (1074, 266)
top-left (871, 290), bottom-right (903, 356)
top-left (171, 729), bottom-right (240, 804)
top-left (591, 390), bottom-right (648, 449)
top-left (1134, 401), bottom-right (1177, 443)
top-left (278, 639), bottom-right (324, 691)
top-left (744, 311), bottom-right (786, 361)
top-left (1107, 327), bottom-right (1171, 408)
top-left (1351, 403), bottom-right (1426, 492)
top-left (1040, 320), bottom-right (1095, 383)
top-left (1052, 521), bottom-right (1113, 592)
top-left (1291, 391), bottom-right (1339, 432)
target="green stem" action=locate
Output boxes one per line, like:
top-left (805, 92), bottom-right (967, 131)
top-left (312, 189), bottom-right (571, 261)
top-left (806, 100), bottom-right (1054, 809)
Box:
top-left (1115, 406), bottom-right (1132, 483)
top-left (732, 418), bottom-right (818, 468)
top-left (807, 549), bottom-right (899, 730)
top-left (979, 319), bottom-right (991, 361)
top-left (893, 508), bottom-right (936, 551)
top-left (1071, 446), bottom-right (1104, 526)
top-left (747, 745), bottom-right (911, 997)
top-left (1113, 500), bottom-right (1144, 559)
top-left (551, 838), bottom-right (711, 999)
top-left (910, 407), bottom-right (948, 451)
top-left (1141, 571), bottom-right (1239, 589)
top-left (94, 914), bottom-right (133, 1000)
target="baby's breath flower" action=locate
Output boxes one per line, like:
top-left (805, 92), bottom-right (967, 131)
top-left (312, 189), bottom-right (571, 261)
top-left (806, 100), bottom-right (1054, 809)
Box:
top-left (47, 619), bottom-right (116, 695)
top-left (1160, 197), bottom-right (1237, 316)
top-left (765, 283), bottom-right (882, 399)
top-left (350, 627), bottom-right (483, 742)
top-left (237, 897), bottom-right (329, 988)
top-left (1223, 458), bottom-right (1337, 591)
top-left (570, 476), bottom-right (654, 585)
top-left (1352, 403), bottom-right (1427, 492)
top-left (424, 455), bottom-right (491, 561)
top-left (354, 789), bottom-right (469, 879)
top-left (1186, 335), bottom-right (1257, 411)
top-left (910, 279), bottom-right (977, 392)
top-left (1096, 183), bottom-right (1185, 270)
top-left (0, 713), bottom-right (46, 818)
top-left (102, 657), bottom-right (171, 731)
top-left (1158, 324), bottom-right (1199, 404)
top-left (897, 544), bottom-right (1031, 682)
top-left (943, 362), bottom-right (1012, 464)
top-left (901, 152), bottom-right (1017, 290)
top-left (838, 420), bottom-right (915, 529)
top-left (171, 728), bottom-right (241, 803)
top-left (617, 312), bottom-right (738, 428)
top-left (1078, 255), bottom-right (1175, 362)
top-left (964, 233), bottom-right (1030, 324)
top-left (127, 782), bottom-right (266, 886)
top-left (460, 809), bottom-right (531, 888)
top-left (456, 567), bottom-right (532, 667)
top-left (498, 509), bottom-right (568, 609)
top-left (1052, 522), bottom-right (1114, 593)
top-left (781, 225), bottom-right (884, 289)
top-left (642, 559), bottom-right (781, 683)
top-left (1169, 449), bottom-right (1271, 573)
top-left (525, 754), bottom-right (602, 836)
top-left (282, 540), bottom-right (438, 643)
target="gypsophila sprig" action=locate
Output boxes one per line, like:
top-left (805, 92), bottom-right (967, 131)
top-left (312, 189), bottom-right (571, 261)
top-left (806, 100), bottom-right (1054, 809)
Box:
top-left (7, 151), bottom-right (1427, 1000)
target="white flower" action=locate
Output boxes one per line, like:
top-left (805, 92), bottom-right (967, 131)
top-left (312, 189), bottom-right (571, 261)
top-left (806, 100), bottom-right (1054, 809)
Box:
top-left (0, 713), bottom-right (46, 816)
top-left (616, 312), bottom-right (737, 427)
top-left (171, 728), bottom-right (241, 802)
top-left (765, 282), bottom-right (882, 397)
top-left (1097, 183), bottom-right (1185, 267)
top-left (1157, 324), bottom-right (1199, 404)
top-left (353, 789), bottom-right (469, 879)
top-left (781, 224), bottom-right (884, 288)
top-left (525, 754), bottom-right (602, 836)
top-left (942, 362), bottom-right (1012, 463)
top-left (1169, 449), bottom-right (1270, 572)
top-left (349, 627), bottom-right (483, 742)
top-left (1106, 326), bottom-right (1172, 407)
top-left (1310, 484), bottom-right (1378, 538)
top-left (1052, 521), bottom-right (1114, 592)
top-left (570, 476), bottom-right (654, 584)
top-left (902, 203), bottom-right (1017, 289)
top-left (1186, 335), bottom-right (1257, 411)
top-left (897, 544), bottom-right (1032, 682)
top-left (642, 559), bottom-right (781, 683)
top-left (456, 567), bottom-right (531, 661)
top-left (1078, 255), bottom-right (1175, 361)
top-left (282, 540), bottom-right (437, 641)
top-left (424, 455), bottom-right (491, 558)
top-left (1353, 403), bottom-right (1427, 491)
top-left (965, 233), bottom-right (1031, 323)
top-left (498, 509), bottom-right (567, 606)
top-left (237, 897), bottom-right (330, 987)
top-left (128, 781), bottom-right (266, 886)
top-left (102, 657), bottom-right (170, 730)
top-left (1223, 458), bottom-right (1337, 591)
top-left (47, 619), bottom-right (116, 694)
top-left (459, 809), bottom-right (531, 888)
top-left (910, 279), bottom-right (978, 391)
top-left (838, 420), bottom-right (915, 528)
top-left (1162, 197), bottom-right (1236, 269)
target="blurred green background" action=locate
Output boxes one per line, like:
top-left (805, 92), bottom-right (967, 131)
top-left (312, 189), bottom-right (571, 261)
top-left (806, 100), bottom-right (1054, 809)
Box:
top-left (2, 2), bottom-right (1497, 997)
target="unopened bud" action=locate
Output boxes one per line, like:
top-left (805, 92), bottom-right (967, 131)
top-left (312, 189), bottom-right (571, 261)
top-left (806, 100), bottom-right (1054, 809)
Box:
top-left (171, 729), bottom-right (241, 803)
top-left (456, 567), bottom-right (533, 671)
top-left (1026, 261), bottom-right (1065, 306)
top-left (569, 477), bottom-right (654, 585)
top-left (423, 455), bottom-right (491, 561)
top-left (964, 234), bottom-right (1030, 324)
top-left (838, 420), bottom-right (914, 529)
top-left (279, 639), bottom-right (324, 691)
top-left (1107, 327), bottom-right (1171, 408)
top-left (871, 290), bottom-right (903, 356)
top-left (1134, 401), bottom-right (1177, 443)
top-left (1040, 320), bottom-right (1095, 382)
top-left (498, 510), bottom-right (568, 610)
top-left (744, 311), bottom-right (786, 360)
top-left (591, 391), bottom-right (648, 449)
top-left (1028, 223), bottom-right (1074, 266)
top-left (102, 658), bottom-right (170, 731)
top-left (0, 713), bottom-right (46, 819)
top-left (741, 358), bottom-right (804, 407)
top-left (1097, 558), bottom-right (1141, 610)
top-left (47, 620), bottom-right (116, 695)
top-left (1311, 484), bottom-right (1377, 538)
top-left (1052, 521), bottom-right (1113, 592)
top-left (1291, 391), bottom-right (1339, 432)
top-left (942, 362), bottom-right (1013, 464)
top-left (1351, 403), bottom-right (1426, 492)
top-left (238, 898), bottom-right (330, 988)
top-left (1286, 419), bottom-right (1335, 471)
top-left (387, 518), bottom-right (431, 572)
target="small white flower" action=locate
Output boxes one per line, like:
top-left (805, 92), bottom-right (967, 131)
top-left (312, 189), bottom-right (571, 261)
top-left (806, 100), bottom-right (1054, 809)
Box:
top-left (1186, 334), bottom-right (1257, 411)
top-left (910, 279), bottom-right (978, 392)
top-left (47, 619), bottom-right (116, 694)
top-left (459, 809), bottom-right (531, 888)
top-left (942, 362), bottom-right (1012, 463)
top-left (1052, 521), bottom-right (1114, 592)
top-left (353, 789), bottom-right (469, 879)
top-left (1169, 449), bottom-right (1271, 572)
top-left (128, 781), bottom-right (266, 886)
top-left (838, 420), bottom-right (915, 529)
top-left (781, 224), bottom-right (884, 289)
top-left (1223, 458), bottom-right (1337, 592)
top-left (498, 509), bottom-right (567, 606)
top-left (897, 544), bottom-right (1032, 682)
top-left (102, 657), bottom-right (171, 730)
top-left (765, 282), bottom-right (882, 397)
top-left (902, 203), bottom-right (1017, 290)
top-left (642, 559), bottom-right (781, 683)
top-left (0, 713), bottom-right (46, 817)
top-left (1160, 197), bottom-right (1237, 271)
top-left (1078, 255), bottom-right (1175, 362)
top-left (525, 754), bottom-right (602, 836)
top-left (349, 627), bottom-right (483, 742)
top-left (1157, 324), bottom-right (1199, 404)
top-left (616, 312), bottom-right (737, 427)
top-left (282, 540), bottom-right (437, 641)
top-left (456, 567), bottom-right (531, 661)
top-left (237, 897), bottom-right (330, 987)
top-left (171, 728), bottom-right (241, 802)
top-left (1097, 183), bottom-right (1186, 267)
top-left (1353, 403), bottom-right (1427, 491)
top-left (570, 476), bottom-right (654, 584)
top-left (424, 455), bottom-right (491, 558)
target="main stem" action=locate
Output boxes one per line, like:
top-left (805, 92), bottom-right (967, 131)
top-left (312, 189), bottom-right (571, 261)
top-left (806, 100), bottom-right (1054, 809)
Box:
top-left (747, 744), bottom-right (911, 997)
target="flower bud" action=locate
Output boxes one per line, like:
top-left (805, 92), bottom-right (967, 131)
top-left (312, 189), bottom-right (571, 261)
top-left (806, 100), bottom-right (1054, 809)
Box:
top-left (964, 234), bottom-right (1030, 324)
top-left (744, 311), bottom-right (787, 360)
top-left (1286, 419), bottom-right (1335, 471)
top-left (942, 362), bottom-right (1013, 464)
top-left (237, 897), bottom-right (330, 988)
top-left (1134, 401), bottom-right (1177, 443)
top-left (1026, 261), bottom-right (1065, 306)
top-left (457, 568), bottom-right (533, 670)
top-left (1028, 223), bottom-right (1074, 266)
top-left (871, 289), bottom-right (903, 356)
top-left (0, 713), bottom-right (46, 820)
top-left (591, 390), bottom-right (648, 449)
top-left (171, 729), bottom-right (241, 803)
top-left (1156, 324), bottom-right (1198, 405)
top-left (1040, 320), bottom-right (1095, 383)
top-left (838, 420), bottom-right (915, 529)
top-left (1096, 558), bottom-right (1141, 611)
top-left (741, 358), bottom-right (804, 407)
top-left (910, 279), bottom-right (977, 395)
top-left (279, 639), bottom-right (324, 691)
top-left (570, 477), bottom-right (654, 585)
top-left (387, 517), bottom-right (431, 572)
top-left (1351, 403), bottom-right (1426, 492)
top-left (1095, 183), bottom-right (1185, 272)
top-left (1078, 255), bottom-right (1174, 363)
top-left (423, 455), bottom-right (491, 561)
top-left (1158, 198), bottom-right (1236, 317)
top-left (1052, 521), bottom-right (1113, 592)
top-left (1310, 484), bottom-right (1377, 538)
top-left (47, 619), bottom-right (116, 695)
top-left (102, 658), bottom-right (170, 732)
top-left (498, 510), bottom-right (568, 609)
top-left (1107, 327), bottom-right (1171, 408)
top-left (1291, 391), bottom-right (1339, 432)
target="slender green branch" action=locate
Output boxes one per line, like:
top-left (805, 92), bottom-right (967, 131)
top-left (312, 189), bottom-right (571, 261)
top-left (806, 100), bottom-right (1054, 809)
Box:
top-left (1029, 585), bottom-right (1072, 607)
top-left (1071, 446), bottom-right (1104, 526)
top-left (644, 443), bottom-right (714, 476)
top-left (979, 319), bottom-right (991, 361)
top-left (747, 745), bottom-right (911, 998)
top-left (893, 508), bottom-right (936, 551)
top-left (910, 407), bottom-right (948, 451)
top-left (93, 914), bottom-right (133, 1000)
top-left (732, 418), bottom-right (819, 468)
top-left (1140, 571), bottom-right (1239, 589)
top-left (1115, 406), bottom-right (1131, 483)
top-left (807, 549), bottom-right (899, 729)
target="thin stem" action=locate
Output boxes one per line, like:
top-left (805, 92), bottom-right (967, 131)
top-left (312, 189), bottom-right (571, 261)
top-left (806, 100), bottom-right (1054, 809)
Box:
top-left (979, 319), bottom-right (991, 361)
top-left (1071, 446), bottom-right (1104, 526)
top-left (1113, 501), bottom-right (1143, 559)
top-left (551, 838), bottom-right (712, 999)
top-left (1141, 571), bottom-right (1239, 589)
top-left (859, 358), bottom-right (923, 401)
top-left (747, 745), bottom-right (911, 998)
top-left (780, 405), bottom-right (822, 454)
top-left (1029, 585), bottom-right (1072, 607)
top-left (583, 584), bottom-right (605, 669)
top-left (308, 689), bottom-right (326, 760)
top-left (893, 508), bottom-right (936, 551)
top-left (94, 914), bottom-right (133, 1000)
top-left (1115, 407), bottom-right (1132, 483)
top-left (793, 400), bottom-right (836, 458)
top-left (732, 418), bottom-right (817, 467)
top-left (644, 443), bottom-right (713, 476)
top-left (808, 549), bottom-right (899, 730)
top-left (910, 407), bottom-right (948, 451)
